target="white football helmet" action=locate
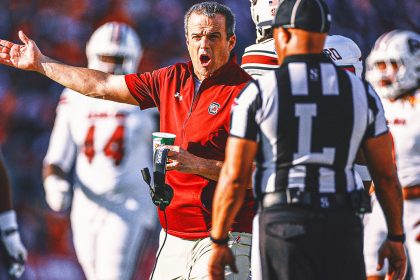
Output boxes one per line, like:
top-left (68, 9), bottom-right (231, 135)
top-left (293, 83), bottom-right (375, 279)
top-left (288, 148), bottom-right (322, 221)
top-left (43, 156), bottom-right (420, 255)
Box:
top-left (86, 22), bottom-right (143, 74)
top-left (366, 30), bottom-right (420, 100)
top-left (250, 0), bottom-right (279, 43)
top-left (323, 35), bottom-right (363, 78)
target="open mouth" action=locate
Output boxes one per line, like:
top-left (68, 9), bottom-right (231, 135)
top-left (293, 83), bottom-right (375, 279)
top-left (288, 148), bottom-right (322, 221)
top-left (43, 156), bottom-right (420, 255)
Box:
top-left (199, 54), bottom-right (211, 66)
top-left (379, 79), bottom-right (392, 87)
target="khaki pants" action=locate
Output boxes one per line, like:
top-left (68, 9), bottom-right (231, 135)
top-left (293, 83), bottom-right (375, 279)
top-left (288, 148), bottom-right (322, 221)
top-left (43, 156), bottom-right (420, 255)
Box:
top-left (152, 230), bottom-right (252, 280)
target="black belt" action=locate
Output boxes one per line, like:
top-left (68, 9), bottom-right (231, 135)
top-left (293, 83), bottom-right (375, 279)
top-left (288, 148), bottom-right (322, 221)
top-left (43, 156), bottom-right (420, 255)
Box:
top-left (261, 190), bottom-right (352, 210)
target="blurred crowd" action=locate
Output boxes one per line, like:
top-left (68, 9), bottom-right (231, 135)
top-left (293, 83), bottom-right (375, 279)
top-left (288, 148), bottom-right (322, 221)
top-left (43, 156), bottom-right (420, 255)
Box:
top-left (0, 0), bottom-right (418, 279)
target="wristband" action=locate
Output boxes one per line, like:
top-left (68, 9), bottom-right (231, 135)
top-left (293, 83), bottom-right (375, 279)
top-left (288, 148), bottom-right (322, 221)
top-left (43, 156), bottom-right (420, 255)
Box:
top-left (387, 233), bottom-right (406, 243)
top-left (210, 235), bottom-right (229, 245)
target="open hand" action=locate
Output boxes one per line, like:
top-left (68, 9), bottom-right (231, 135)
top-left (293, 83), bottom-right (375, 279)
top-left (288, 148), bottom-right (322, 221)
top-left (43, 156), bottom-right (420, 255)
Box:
top-left (43, 175), bottom-right (72, 212)
top-left (208, 244), bottom-right (238, 280)
top-left (377, 240), bottom-right (406, 280)
top-left (0, 30), bottom-right (43, 71)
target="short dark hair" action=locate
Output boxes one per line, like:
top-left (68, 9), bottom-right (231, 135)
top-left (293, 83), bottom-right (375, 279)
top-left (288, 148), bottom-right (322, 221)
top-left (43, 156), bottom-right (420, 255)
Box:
top-left (184, 1), bottom-right (236, 39)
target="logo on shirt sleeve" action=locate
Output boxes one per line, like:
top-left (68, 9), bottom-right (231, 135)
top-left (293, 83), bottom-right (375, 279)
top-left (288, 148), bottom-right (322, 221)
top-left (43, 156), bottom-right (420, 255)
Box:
top-left (208, 102), bottom-right (221, 115)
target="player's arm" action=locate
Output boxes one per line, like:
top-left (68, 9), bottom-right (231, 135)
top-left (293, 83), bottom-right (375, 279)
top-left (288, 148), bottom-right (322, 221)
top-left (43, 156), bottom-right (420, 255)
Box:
top-left (362, 132), bottom-right (406, 279)
top-left (42, 95), bottom-right (76, 211)
top-left (42, 163), bottom-right (72, 212)
top-left (0, 31), bottom-right (136, 104)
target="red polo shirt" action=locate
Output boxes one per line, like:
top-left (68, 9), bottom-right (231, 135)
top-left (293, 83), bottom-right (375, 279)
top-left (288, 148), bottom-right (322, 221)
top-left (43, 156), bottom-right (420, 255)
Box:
top-left (125, 56), bottom-right (254, 239)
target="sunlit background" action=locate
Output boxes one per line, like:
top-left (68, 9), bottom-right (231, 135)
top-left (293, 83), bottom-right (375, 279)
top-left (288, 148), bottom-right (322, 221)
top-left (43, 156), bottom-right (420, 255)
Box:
top-left (0, 0), bottom-right (418, 279)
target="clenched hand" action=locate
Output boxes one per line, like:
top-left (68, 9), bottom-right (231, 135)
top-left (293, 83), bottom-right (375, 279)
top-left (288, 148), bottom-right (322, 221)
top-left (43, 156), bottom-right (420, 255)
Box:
top-left (165, 145), bottom-right (201, 174)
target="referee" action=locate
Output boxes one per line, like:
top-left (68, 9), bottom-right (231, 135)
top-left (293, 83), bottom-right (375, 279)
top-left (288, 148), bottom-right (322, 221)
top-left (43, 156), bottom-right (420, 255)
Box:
top-left (208, 0), bottom-right (407, 279)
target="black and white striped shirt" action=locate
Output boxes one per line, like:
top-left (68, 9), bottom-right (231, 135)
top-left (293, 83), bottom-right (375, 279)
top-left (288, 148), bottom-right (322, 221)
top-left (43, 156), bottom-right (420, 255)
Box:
top-left (231, 54), bottom-right (388, 198)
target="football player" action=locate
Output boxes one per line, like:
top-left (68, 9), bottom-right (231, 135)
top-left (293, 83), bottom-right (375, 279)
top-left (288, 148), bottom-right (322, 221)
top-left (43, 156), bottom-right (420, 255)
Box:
top-left (365, 29), bottom-right (420, 280)
top-left (243, 3), bottom-right (372, 278)
top-left (323, 35), bottom-right (363, 78)
top-left (42, 22), bottom-right (158, 280)
top-left (323, 35), bottom-right (372, 190)
top-left (243, 1), bottom-right (370, 187)
top-left (242, 2), bottom-right (365, 80)
top-left (241, 0), bottom-right (280, 78)
top-left (0, 149), bottom-right (27, 279)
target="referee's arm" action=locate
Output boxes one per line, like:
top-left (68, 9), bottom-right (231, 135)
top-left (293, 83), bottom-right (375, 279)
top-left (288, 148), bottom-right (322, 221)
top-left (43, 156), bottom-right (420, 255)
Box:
top-left (212, 137), bottom-right (257, 238)
top-left (362, 131), bottom-right (406, 279)
top-left (209, 137), bottom-right (257, 279)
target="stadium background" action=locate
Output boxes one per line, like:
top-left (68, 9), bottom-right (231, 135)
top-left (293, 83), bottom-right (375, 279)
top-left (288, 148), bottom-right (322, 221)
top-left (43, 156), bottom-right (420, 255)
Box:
top-left (0, 0), bottom-right (418, 279)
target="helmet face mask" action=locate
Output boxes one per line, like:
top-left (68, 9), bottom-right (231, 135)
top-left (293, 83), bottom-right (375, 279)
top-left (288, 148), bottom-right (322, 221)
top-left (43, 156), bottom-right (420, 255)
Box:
top-left (94, 54), bottom-right (127, 75)
top-left (250, 0), bottom-right (279, 43)
top-left (370, 59), bottom-right (400, 89)
top-left (366, 30), bottom-right (420, 100)
top-left (86, 22), bottom-right (143, 75)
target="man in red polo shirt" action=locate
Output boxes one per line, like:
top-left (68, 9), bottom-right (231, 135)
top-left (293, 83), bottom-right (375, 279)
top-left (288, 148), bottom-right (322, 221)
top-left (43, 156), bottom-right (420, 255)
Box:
top-left (0, 2), bottom-right (254, 279)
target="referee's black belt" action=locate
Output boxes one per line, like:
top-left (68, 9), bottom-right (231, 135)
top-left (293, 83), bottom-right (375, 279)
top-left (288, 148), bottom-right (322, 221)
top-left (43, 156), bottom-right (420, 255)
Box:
top-left (261, 189), bottom-right (351, 210)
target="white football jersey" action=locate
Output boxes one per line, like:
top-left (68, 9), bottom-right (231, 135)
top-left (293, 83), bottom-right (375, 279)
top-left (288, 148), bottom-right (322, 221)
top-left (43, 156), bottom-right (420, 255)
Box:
top-left (241, 39), bottom-right (279, 78)
top-left (44, 88), bottom-right (155, 195)
top-left (381, 89), bottom-right (420, 187)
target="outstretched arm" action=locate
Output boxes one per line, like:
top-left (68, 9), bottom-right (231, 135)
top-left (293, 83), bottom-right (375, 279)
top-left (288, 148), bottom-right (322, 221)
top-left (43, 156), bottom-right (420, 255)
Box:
top-left (0, 31), bottom-right (136, 104)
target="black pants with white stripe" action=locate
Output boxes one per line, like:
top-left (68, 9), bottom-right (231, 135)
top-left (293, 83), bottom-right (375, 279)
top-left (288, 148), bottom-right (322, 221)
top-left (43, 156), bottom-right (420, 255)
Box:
top-left (255, 205), bottom-right (365, 280)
